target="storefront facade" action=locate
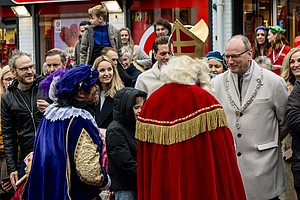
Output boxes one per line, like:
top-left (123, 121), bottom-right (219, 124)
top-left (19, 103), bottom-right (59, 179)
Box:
top-left (212, 0), bottom-right (300, 52)
top-left (243, 0), bottom-right (299, 47)
top-left (129, 0), bottom-right (210, 56)
top-left (1, 0), bottom-right (210, 73)
top-left (0, 0), bottom-right (126, 73)
top-left (1, 0), bottom-right (299, 72)
top-left (0, 2), bottom-right (18, 67)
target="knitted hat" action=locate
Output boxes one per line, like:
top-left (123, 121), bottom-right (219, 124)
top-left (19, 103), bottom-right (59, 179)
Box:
top-left (56, 64), bottom-right (99, 99)
top-left (206, 51), bottom-right (227, 70)
top-left (268, 25), bottom-right (286, 34)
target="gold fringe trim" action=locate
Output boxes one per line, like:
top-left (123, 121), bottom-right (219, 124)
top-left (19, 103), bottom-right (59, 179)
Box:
top-left (136, 108), bottom-right (228, 145)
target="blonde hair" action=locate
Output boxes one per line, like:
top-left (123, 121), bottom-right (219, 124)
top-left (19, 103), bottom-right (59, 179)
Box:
top-left (93, 55), bottom-right (124, 97)
top-left (281, 48), bottom-right (300, 93)
top-left (0, 65), bottom-right (11, 96)
top-left (88, 3), bottom-right (108, 21)
top-left (119, 27), bottom-right (134, 49)
top-left (160, 55), bottom-right (212, 93)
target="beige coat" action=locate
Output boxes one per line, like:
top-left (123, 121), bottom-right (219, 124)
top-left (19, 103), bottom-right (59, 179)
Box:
top-left (212, 61), bottom-right (289, 200)
top-left (135, 62), bottom-right (164, 98)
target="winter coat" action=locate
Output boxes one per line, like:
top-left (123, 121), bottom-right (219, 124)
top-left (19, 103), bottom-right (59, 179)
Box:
top-left (133, 45), bottom-right (151, 70)
top-left (1, 76), bottom-right (46, 174)
top-left (286, 79), bottom-right (300, 168)
top-left (106, 88), bottom-right (146, 191)
top-left (80, 24), bottom-right (120, 65)
top-left (125, 64), bottom-right (142, 87)
top-left (212, 61), bottom-right (289, 200)
top-left (74, 36), bottom-right (82, 66)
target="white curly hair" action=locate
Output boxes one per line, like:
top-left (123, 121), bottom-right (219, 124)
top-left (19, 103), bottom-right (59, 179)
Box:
top-left (160, 55), bottom-right (213, 93)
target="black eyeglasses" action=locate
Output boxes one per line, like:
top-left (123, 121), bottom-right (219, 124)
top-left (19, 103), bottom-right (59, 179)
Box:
top-left (15, 65), bottom-right (35, 72)
top-left (223, 49), bottom-right (250, 60)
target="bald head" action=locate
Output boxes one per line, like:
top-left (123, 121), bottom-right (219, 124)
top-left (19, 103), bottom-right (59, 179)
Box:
top-left (224, 35), bottom-right (252, 75)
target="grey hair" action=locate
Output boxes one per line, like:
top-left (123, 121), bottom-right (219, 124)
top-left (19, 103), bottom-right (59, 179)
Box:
top-left (121, 46), bottom-right (133, 61)
top-left (229, 35), bottom-right (252, 51)
top-left (8, 50), bottom-right (32, 69)
top-left (254, 56), bottom-right (272, 70)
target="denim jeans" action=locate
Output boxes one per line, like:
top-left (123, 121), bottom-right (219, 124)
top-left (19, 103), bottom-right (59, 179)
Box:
top-left (114, 190), bottom-right (137, 200)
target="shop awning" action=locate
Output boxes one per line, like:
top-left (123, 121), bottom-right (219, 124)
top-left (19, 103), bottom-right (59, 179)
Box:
top-left (11, 0), bottom-right (86, 4)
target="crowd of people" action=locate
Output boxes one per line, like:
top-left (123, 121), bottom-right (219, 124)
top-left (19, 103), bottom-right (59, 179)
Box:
top-left (0, 2), bottom-right (300, 200)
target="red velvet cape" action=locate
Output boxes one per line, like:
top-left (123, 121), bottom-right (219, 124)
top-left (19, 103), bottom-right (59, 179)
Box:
top-left (136, 83), bottom-right (246, 200)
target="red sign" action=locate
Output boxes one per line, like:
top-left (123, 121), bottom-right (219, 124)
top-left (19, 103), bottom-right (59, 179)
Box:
top-left (12, 0), bottom-right (84, 4)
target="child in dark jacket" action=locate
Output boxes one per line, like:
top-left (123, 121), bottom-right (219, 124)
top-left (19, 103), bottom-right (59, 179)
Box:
top-left (106, 88), bottom-right (146, 200)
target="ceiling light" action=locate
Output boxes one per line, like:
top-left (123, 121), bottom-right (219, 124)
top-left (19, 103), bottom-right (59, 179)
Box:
top-left (11, 6), bottom-right (31, 17)
top-left (102, 1), bottom-right (122, 13)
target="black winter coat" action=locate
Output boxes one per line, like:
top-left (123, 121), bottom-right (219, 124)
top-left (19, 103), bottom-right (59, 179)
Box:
top-left (286, 79), bottom-right (300, 168)
top-left (1, 76), bottom-right (46, 174)
top-left (106, 88), bottom-right (146, 191)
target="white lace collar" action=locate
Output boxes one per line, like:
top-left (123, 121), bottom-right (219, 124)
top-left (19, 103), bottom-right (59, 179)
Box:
top-left (44, 103), bottom-right (98, 128)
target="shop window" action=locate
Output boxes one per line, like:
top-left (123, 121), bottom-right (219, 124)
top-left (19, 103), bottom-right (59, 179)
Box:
top-left (285, 0), bottom-right (300, 45)
top-left (244, 0), bottom-right (300, 47)
top-left (131, 7), bottom-right (199, 55)
top-left (244, 0), bottom-right (272, 44)
top-left (0, 21), bottom-right (17, 67)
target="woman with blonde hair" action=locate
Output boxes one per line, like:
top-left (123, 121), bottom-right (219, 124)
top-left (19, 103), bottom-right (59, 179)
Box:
top-left (281, 48), bottom-right (300, 93)
top-left (120, 27), bottom-right (151, 70)
top-left (0, 65), bottom-right (14, 96)
top-left (93, 55), bottom-right (124, 129)
top-left (279, 48), bottom-right (300, 200)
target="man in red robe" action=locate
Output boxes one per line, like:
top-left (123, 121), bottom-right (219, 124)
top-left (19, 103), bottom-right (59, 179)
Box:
top-left (135, 55), bottom-right (246, 200)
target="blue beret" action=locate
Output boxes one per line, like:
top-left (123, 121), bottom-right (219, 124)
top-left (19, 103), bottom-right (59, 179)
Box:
top-left (56, 64), bottom-right (99, 99)
top-left (206, 51), bottom-right (227, 70)
top-left (255, 26), bottom-right (268, 32)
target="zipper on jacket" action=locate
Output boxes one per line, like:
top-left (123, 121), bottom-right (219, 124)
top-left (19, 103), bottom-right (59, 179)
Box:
top-left (16, 88), bottom-right (37, 136)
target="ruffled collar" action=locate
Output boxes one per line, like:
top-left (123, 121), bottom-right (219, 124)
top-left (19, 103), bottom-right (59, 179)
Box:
top-left (44, 99), bottom-right (98, 128)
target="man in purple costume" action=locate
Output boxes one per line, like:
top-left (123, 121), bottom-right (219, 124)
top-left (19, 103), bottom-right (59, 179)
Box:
top-left (27, 64), bottom-right (110, 199)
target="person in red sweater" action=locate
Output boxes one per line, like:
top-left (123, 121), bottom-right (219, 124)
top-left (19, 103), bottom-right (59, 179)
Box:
top-left (267, 25), bottom-right (291, 75)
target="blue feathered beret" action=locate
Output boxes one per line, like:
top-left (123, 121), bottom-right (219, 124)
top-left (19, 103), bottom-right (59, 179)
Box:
top-left (56, 64), bottom-right (99, 99)
top-left (205, 51), bottom-right (227, 70)
top-left (255, 26), bottom-right (268, 32)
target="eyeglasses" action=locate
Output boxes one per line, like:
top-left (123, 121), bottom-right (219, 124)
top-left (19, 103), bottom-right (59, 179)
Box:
top-left (15, 65), bottom-right (35, 72)
top-left (223, 49), bottom-right (250, 60)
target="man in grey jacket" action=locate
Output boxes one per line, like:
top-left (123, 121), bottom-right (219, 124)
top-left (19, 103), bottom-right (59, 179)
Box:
top-left (212, 35), bottom-right (289, 200)
top-left (74, 20), bottom-right (89, 66)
